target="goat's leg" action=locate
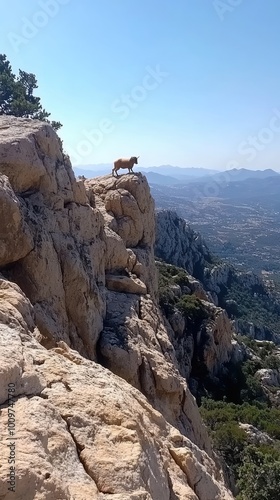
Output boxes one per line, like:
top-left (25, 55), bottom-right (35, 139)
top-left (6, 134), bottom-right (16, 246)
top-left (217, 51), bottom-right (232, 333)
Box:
top-left (112, 165), bottom-right (119, 177)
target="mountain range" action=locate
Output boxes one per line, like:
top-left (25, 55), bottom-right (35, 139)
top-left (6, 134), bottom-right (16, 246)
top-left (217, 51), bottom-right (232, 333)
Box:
top-left (73, 164), bottom-right (280, 188)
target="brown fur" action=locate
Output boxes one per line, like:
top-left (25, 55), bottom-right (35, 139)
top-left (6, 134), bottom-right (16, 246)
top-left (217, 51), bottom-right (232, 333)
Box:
top-left (112, 156), bottom-right (139, 177)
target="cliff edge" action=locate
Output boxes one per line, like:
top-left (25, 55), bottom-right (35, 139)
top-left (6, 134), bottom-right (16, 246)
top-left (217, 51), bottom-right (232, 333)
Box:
top-left (0, 116), bottom-right (233, 499)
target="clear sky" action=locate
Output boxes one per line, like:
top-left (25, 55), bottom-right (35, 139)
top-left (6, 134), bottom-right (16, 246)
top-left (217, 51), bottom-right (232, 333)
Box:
top-left (1, 0), bottom-right (280, 169)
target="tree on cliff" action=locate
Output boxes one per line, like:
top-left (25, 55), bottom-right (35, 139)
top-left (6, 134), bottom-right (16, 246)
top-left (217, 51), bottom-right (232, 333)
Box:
top-left (237, 446), bottom-right (280, 500)
top-left (0, 54), bottom-right (62, 130)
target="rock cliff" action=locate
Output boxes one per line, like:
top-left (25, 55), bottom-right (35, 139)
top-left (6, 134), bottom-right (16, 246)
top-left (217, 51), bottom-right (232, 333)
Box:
top-left (155, 261), bottom-right (235, 398)
top-left (155, 211), bottom-right (213, 280)
top-left (0, 116), bottom-right (233, 499)
top-left (155, 210), bottom-right (280, 344)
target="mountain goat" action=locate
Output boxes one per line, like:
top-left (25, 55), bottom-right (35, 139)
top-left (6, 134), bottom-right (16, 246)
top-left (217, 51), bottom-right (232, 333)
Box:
top-left (112, 156), bottom-right (139, 177)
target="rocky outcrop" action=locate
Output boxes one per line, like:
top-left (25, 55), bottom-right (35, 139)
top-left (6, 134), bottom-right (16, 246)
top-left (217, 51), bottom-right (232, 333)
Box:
top-left (156, 268), bottom-right (234, 383)
top-left (201, 305), bottom-right (234, 375)
top-left (234, 319), bottom-right (279, 344)
top-left (0, 116), bottom-right (233, 499)
top-left (256, 368), bottom-right (280, 387)
top-left (105, 273), bottom-right (147, 294)
top-left (0, 176), bottom-right (34, 266)
top-left (0, 281), bottom-right (232, 499)
top-left (239, 423), bottom-right (274, 446)
top-left (155, 211), bottom-right (233, 307)
top-left (0, 117), bottom-right (106, 359)
top-left (85, 174), bottom-right (157, 298)
top-left (155, 211), bottom-right (213, 279)
top-left (84, 177), bottom-right (214, 450)
top-left (204, 263), bottom-right (232, 303)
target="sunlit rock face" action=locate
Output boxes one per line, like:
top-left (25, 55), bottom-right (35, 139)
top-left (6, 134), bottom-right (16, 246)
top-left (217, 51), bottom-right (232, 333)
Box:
top-left (0, 116), bottom-right (233, 499)
top-left (0, 116), bottom-right (106, 359)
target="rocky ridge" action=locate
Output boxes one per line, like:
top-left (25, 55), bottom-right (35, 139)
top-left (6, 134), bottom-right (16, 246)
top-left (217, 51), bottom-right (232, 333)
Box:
top-left (0, 116), bottom-right (233, 499)
top-left (155, 210), bottom-right (280, 344)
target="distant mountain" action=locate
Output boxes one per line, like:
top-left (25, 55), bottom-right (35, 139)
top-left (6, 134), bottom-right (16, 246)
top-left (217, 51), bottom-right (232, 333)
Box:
top-left (217, 175), bottom-right (280, 202)
top-left (144, 172), bottom-right (179, 186)
top-left (73, 164), bottom-right (218, 183)
top-left (150, 175), bottom-right (280, 213)
top-left (172, 168), bottom-right (280, 187)
top-left (73, 166), bottom-right (111, 178)
top-left (73, 165), bottom-right (279, 190)
top-left (210, 168), bottom-right (279, 183)
top-left (73, 167), bottom-right (180, 186)
top-left (140, 166), bottom-right (218, 179)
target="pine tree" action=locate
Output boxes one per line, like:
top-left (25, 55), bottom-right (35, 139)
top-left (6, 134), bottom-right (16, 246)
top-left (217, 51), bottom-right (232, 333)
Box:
top-left (0, 54), bottom-right (62, 130)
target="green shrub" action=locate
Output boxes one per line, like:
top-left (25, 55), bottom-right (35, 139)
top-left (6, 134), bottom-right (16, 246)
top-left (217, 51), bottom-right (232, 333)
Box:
top-left (177, 295), bottom-right (208, 327)
top-left (173, 271), bottom-right (190, 287)
top-left (157, 261), bottom-right (210, 329)
top-left (214, 422), bottom-right (247, 474)
top-left (237, 446), bottom-right (280, 500)
top-left (201, 399), bottom-right (280, 441)
top-left (263, 354), bottom-right (280, 370)
top-left (240, 375), bottom-right (267, 404)
top-left (218, 277), bottom-right (280, 335)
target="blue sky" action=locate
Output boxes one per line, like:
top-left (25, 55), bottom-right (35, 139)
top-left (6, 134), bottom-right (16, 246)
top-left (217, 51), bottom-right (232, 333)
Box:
top-left (1, 0), bottom-right (280, 169)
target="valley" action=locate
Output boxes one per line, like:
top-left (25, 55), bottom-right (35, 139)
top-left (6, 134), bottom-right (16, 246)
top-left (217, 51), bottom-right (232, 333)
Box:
top-left (149, 173), bottom-right (280, 299)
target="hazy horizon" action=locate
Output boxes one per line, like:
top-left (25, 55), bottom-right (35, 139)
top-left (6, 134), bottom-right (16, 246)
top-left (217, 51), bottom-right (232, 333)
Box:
top-left (74, 163), bottom-right (280, 172)
top-left (2, 1), bottom-right (280, 170)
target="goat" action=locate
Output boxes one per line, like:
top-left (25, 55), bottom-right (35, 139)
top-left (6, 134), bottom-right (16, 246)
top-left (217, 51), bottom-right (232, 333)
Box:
top-left (112, 156), bottom-right (139, 177)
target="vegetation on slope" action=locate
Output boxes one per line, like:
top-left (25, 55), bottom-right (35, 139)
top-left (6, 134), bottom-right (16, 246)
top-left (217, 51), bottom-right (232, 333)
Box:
top-left (200, 337), bottom-right (280, 498)
top-left (218, 275), bottom-right (280, 338)
top-left (158, 261), bottom-right (208, 320)
top-left (201, 398), bottom-right (280, 500)
top-left (157, 260), bottom-right (280, 499)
